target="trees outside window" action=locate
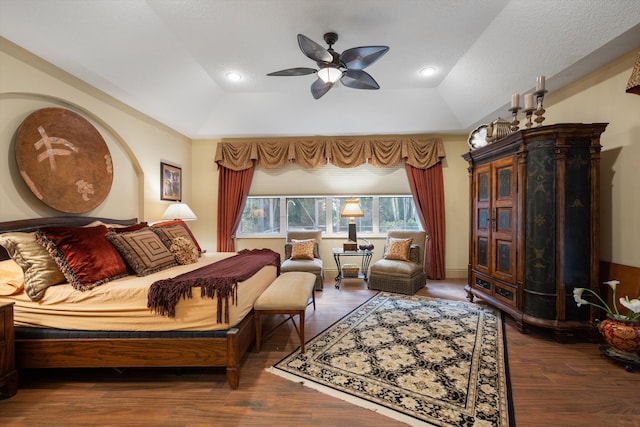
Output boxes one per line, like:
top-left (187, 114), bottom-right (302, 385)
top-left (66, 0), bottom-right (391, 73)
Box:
top-left (238, 195), bottom-right (421, 237)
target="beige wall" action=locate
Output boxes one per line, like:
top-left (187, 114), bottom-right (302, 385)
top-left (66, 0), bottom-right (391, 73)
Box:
top-left (0, 38), bottom-right (192, 223)
top-left (2, 35), bottom-right (636, 275)
top-left (190, 50), bottom-right (640, 276)
top-left (190, 135), bottom-right (471, 278)
top-left (189, 139), bottom-right (220, 253)
top-left (544, 49), bottom-right (640, 268)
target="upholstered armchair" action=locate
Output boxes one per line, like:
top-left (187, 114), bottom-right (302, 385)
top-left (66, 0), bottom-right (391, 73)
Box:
top-left (280, 230), bottom-right (324, 291)
top-left (368, 230), bottom-right (427, 295)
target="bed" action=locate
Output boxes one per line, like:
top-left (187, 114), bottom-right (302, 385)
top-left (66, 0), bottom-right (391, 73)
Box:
top-left (0, 216), bottom-right (279, 389)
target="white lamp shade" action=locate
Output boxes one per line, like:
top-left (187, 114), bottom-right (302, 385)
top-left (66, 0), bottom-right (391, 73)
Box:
top-left (161, 202), bottom-right (197, 221)
top-left (340, 198), bottom-right (364, 218)
top-left (318, 66), bottom-right (343, 84)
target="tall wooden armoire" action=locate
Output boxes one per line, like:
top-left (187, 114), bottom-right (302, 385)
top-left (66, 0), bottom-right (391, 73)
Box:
top-left (462, 123), bottom-right (607, 340)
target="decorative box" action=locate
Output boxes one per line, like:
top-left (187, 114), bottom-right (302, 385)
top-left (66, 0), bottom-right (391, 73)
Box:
top-left (342, 264), bottom-right (360, 277)
top-left (343, 242), bottom-right (357, 251)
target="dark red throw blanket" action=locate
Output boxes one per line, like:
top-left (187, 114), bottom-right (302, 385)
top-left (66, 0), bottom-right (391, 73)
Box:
top-left (147, 249), bottom-right (280, 322)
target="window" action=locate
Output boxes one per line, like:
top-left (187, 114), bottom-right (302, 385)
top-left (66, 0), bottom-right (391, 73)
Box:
top-left (286, 197), bottom-right (326, 230)
top-left (239, 197), bottom-right (280, 234)
top-left (238, 195), bottom-right (422, 237)
top-left (379, 196), bottom-right (421, 231)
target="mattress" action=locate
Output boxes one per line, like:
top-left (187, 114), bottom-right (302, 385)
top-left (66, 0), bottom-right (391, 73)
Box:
top-left (3, 252), bottom-right (277, 331)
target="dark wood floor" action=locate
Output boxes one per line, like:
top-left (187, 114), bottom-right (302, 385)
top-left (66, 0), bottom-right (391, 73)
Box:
top-left (1, 279), bottom-right (638, 426)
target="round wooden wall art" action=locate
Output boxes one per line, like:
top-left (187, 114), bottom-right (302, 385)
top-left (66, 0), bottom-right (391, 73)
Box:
top-left (15, 108), bottom-right (113, 213)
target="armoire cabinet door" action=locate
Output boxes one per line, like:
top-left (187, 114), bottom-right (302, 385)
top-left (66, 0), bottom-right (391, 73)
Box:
top-left (472, 157), bottom-right (516, 281)
top-left (473, 164), bottom-right (491, 275)
top-left (491, 156), bottom-right (516, 282)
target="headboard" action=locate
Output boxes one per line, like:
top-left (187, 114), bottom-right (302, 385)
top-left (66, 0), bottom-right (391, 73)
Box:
top-left (0, 216), bottom-right (138, 260)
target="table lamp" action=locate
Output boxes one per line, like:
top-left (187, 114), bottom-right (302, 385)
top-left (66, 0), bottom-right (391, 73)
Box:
top-left (161, 201), bottom-right (198, 221)
top-left (340, 198), bottom-right (364, 243)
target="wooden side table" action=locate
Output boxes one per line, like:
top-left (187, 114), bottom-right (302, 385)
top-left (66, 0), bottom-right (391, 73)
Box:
top-left (0, 302), bottom-right (18, 398)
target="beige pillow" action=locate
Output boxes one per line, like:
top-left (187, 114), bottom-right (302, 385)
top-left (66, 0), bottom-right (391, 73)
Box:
top-left (0, 259), bottom-right (25, 296)
top-left (291, 239), bottom-right (315, 260)
top-left (170, 236), bottom-right (199, 265)
top-left (383, 237), bottom-right (413, 261)
top-left (0, 232), bottom-right (66, 301)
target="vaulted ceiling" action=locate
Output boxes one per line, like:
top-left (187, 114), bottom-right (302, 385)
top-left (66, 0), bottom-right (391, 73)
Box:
top-left (1, 0), bottom-right (639, 139)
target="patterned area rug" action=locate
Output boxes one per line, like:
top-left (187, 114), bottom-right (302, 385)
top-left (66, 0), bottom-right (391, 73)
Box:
top-left (267, 292), bottom-right (514, 427)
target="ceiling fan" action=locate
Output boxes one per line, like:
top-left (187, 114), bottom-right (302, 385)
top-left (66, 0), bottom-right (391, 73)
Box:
top-left (267, 32), bottom-right (389, 99)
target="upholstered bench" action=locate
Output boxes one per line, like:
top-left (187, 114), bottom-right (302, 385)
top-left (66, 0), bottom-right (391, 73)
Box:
top-left (254, 272), bottom-right (316, 353)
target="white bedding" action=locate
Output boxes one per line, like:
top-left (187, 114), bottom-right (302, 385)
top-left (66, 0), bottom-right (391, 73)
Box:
top-left (3, 252), bottom-right (277, 331)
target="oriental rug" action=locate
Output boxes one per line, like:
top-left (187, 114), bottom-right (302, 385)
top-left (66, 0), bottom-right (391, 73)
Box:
top-left (267, 292), bottom-right (514, 427)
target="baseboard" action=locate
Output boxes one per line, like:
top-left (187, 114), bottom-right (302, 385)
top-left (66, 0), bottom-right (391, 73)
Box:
top-left (444, 269), bottom-right (467, 279)
top-left (327, 268), bottom-right (468, 280)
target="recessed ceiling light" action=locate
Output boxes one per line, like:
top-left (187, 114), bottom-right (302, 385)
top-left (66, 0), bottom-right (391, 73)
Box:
top-left (226, 72), bottom-right (242, 82)
top-left (420, 67), bottom-right (436, 77)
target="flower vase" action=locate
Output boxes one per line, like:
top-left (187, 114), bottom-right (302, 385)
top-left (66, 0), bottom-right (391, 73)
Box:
top-left (598, 315), bottom-right (640, 354)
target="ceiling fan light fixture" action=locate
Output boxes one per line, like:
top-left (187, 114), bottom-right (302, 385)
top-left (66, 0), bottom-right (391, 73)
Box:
top-left (268, 33), bottom-right (389, 99)
top-left (317, 66), bottom-right (343, 84)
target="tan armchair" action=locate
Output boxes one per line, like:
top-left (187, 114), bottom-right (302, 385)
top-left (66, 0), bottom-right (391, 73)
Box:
top-left (280, 230), bottom-right (324, 291)
top-left (368, 230), bottom-right (427, 295)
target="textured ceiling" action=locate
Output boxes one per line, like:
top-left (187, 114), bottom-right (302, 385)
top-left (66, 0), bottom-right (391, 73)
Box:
top-left (1, 0), bottom-right (639, 139)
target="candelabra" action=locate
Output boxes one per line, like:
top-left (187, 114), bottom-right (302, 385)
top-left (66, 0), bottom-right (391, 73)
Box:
top-left (534, 89), bottom-right (547, 127)
top-left (508, 106), bottom-right (521, 132)
top-left (524, 106), bottom-right (535, 129)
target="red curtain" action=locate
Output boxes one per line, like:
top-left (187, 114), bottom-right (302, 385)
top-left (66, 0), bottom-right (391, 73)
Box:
top-left (216, 165), bottom-right (254, 252)
top-left (405, 162), bottom-right (446, 280)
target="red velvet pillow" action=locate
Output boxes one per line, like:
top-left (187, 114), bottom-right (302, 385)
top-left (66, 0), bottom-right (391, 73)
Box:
top-left (36, 225), bottom-right (128, 291)
top-left (109, 222), bottom-right (149, 233)
top-left (153, 219), bottom-right (202, 253)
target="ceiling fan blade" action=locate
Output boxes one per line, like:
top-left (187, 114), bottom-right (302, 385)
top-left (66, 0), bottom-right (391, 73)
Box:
top-left (340, 46), bottom-right (389, 70)
top-left (340, 69), bottom-right (380, 90)
top-left (267, 67), bottom-right (317, 76)
top-left (311, 78), bottom-right (333, 99)
top-left (298, 34), bottom-right (333, 63)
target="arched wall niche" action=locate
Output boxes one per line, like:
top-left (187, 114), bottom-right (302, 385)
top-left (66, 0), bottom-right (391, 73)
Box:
top-left (0, 92), bottom-right (143, 221)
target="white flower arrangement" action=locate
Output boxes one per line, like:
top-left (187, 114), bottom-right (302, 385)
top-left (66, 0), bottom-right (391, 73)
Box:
top-left (573, 280), bottom-right (640, 322)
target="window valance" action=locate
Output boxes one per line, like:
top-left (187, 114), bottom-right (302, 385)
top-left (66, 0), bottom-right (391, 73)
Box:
top-left (214, 135), bottom-right (445, 171)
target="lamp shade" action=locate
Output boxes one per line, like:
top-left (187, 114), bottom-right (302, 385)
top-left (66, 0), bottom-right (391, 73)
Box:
top-left (626, 52), bottom-right (640, 95)
top-left (340, 198), bottom-right (364, 218)
top-left (318, 66), bottom-right (343, 84)
top-left (161, 202), bottom-right (197, 221)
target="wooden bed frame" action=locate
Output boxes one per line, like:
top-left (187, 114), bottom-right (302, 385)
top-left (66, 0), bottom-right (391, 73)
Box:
top-left (0, 216), bottom-right (259, 389)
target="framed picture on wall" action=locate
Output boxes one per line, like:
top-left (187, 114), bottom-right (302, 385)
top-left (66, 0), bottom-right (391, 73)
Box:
top-left (160, 162), bottom-right (182, 201)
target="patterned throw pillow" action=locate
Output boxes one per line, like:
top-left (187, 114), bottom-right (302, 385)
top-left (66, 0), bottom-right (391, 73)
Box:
top-left (151, 224), bottom-right (200, 255)
top-left (153, 219), bottom-right (202, 253)
top-left (291, 239), bottom-right (316, 260)
top-left (383, 237), bottom-right (413, 261)
top-left (0, 231), bottom-right (66, 300)
top-left (170, 236), bottom-right (199, 265)
top-left (106, 229), bottom-right (178, 276)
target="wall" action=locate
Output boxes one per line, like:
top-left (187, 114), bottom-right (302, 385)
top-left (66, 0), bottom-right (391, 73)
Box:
top-left (190, 51), bottom-right (640, 277)
top-left (190, 135), bottom-right (471, 279)
top-left (3, 35), bottom-right (635, 276)
top-left (0, 38), bottom-right (192, 223)
top-left (189, 139), bottom-right (221, 253)
top-left (544, 49), bottom-right (640, 268)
